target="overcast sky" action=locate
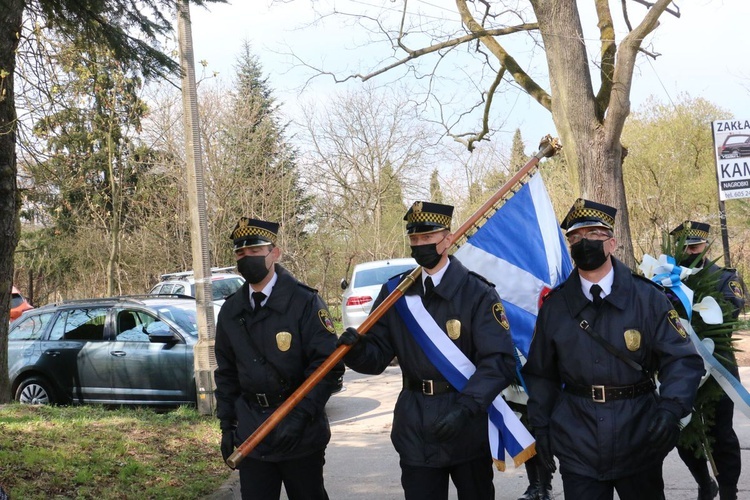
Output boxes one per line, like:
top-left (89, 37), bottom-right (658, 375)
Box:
top-left (186, 1), bottom-right (750, 155)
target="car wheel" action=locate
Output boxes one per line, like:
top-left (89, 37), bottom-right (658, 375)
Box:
top-left (15, 376), bottom-right (57, 405)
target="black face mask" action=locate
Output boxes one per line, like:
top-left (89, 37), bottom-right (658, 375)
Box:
top-left (570, 238), bottom-right (609, 271)
top-left (237, 255), bottom-right (271, 284)
top-left (679, 255), bottom-right (704, 268)
top-left (410, 243), bottom-right (443, 269)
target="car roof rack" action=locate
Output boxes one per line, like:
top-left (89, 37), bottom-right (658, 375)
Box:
top-left (159, 266), bottom-right (237, 281)
top-left (49, 294), bottom-right (195, 307)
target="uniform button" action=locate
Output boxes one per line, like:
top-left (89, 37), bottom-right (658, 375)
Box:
top-left (599, 417), bottom-right (604, 422)
top-left (595, 359), bottom-right (600, 364)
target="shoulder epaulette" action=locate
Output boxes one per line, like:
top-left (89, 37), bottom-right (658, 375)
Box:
top-left (468, 270), bottom-right (496, 288)
top-left (297, 282), bottom-right (318, 294)
top-left (633, 272), bottom-right (664, 291)
top-left (542, 282), bottom-right (565, 302)
top-left (723, 267), bottom-right (737, 273)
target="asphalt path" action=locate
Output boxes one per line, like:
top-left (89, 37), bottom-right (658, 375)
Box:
top-left (205, 365), bottom-right (750, 499)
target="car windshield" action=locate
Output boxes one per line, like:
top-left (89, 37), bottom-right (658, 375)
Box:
top-left (353, 264), bottom-right (416, 288)
top-left (211, 277), bottom-right (243, 300)
top-left (155, 304), bottom-right (201, 336)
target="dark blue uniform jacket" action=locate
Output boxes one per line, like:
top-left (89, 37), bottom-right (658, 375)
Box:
top-left (522, 257), bottom-right (703, 480)
top-left (214, 264), bottom-right (344, 462)
top-left (343, 256), bottom-right (516, 468)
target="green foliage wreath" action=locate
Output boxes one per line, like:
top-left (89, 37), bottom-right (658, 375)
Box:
top-left (659, 233), bottom-right (739, 458)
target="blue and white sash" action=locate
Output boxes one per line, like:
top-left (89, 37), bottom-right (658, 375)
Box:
top-left (388, 279), bottom-right (535, 470)
top-left (680, 318), bottom-right (750, 418)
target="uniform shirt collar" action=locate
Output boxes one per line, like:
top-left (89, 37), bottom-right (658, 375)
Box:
top-left (250, 270), bottom-right (277, 308)
top-left (579, 267), bottom-right (614, 301)
top-left (422, 259), bottom-right (450, 292)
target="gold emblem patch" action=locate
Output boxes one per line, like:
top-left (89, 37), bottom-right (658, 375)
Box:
top-left (413, 201), bottom-right (423, 213)
top-left (446, 319), bottom-right (461, 340)
top-left (624, 329), bottom-right (641, 351)
top-left (276, 331), bottom-right (292, 351)
top-left (492, 303), bottom-right (510, 330)
top-left (729, 281), bottom-right (744, 299)
top-left (667, 310), bottom-right (688, 339)
top-left (318, 309), bottom-right (336, 334)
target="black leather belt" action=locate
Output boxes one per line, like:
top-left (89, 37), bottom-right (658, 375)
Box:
top-left (403, 377), bottom-right (456, 396)
top-left (244, 392), bottom-right (287, 408)
top-left (564, 379), bottom-right (655, 403)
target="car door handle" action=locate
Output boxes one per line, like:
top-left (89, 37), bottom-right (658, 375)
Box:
top-left (110, 351), bottom-right (127, 357)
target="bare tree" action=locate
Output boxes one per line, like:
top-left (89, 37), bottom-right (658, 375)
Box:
top-left (300, 84), bottom-right (436, 296)
top-left (291, 0), bottom-right (681, 267)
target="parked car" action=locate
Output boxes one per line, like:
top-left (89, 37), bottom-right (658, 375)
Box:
top-left (10, 285), bottom-right (34, 322)
top-left (7, 295), bottom-right (221, 406)
top-left (718, 134), bottom-right (750, 159)
top-left (341, 258), bottom-right (417, 329)
top-left (149, 266), bottom-right (244, 306)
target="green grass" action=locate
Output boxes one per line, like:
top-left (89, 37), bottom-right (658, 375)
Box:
top-left (0, 404), bottom-right (230, 499)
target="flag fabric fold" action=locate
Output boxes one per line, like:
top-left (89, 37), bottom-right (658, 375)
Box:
top-left (454, 172), bottom-right (573, 358)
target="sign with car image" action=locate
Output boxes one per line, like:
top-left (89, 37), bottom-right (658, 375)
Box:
top-left (713, 119), bottom-right (750, 200)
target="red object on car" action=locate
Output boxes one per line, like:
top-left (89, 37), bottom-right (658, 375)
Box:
top-left (10, 286), bottom-right (34, 321)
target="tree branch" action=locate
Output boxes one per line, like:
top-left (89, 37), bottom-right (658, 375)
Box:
top-left (594, 0), bottom-right (616, 122)
top-left (606, 0), bottom-right (673, 142)
top-left (455, 0), bottom-right (551, 111)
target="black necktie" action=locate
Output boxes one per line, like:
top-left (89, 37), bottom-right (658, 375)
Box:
top-left (590, 284), bottom-right (603, 308)
top-left (252, 291), bottom-right (266, 312)
top-left (424, 277), bottom-right (434, 298)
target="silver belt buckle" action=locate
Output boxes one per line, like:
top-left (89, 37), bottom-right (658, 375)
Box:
top-left (256, 393), bottom-right (270, 407)
top-left (591, 385), bottom-right (606, 403)
top-left (422, 380), bottom-right (434, 396)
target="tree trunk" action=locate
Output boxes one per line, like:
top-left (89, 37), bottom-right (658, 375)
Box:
top-left (532, 0), bottom-right (635, 268)
top-left (0, 1), bottom-right (25, 402)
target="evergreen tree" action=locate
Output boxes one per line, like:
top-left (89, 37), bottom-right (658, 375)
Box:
top-left (28, 35), bottom-right (150, 295)
top-left (213, 42), bottom-right (310, 269)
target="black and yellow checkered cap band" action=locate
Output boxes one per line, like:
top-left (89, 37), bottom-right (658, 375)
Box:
top-left (679, 227), bottom-right (709, 240)
top-left (565, 207), bottom-right (615, 228)
top-left (406, 211), bottom-right (452, 228)
top-left (231, 226), bottom-right (277, 245)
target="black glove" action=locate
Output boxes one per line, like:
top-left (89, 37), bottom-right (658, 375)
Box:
top-left (534, 427), bottom-right (557, 473)
top-left (647, 408), bottom-right (681, 453)
top-left (275, 408), bottom-right (310, 454)
top-left (221, 429), bottom-right (236, 465)
top-left (337, 327), bottom-right (362, 349)
top-left (433, 403), bottom-right (472, 442)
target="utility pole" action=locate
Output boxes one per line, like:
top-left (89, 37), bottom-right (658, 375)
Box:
top-left (177, 0), bottom-right (216, 415)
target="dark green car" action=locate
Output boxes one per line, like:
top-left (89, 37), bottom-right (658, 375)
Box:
top-left (7, 296), bottom-right (218, 406)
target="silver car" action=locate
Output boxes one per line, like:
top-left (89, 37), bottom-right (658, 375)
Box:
top-left (341, 258), bottom-right (417, 329)
top-left (149, 267), bottom-right (244, 306)
top-left (8, 296), bottom-right (219, 406)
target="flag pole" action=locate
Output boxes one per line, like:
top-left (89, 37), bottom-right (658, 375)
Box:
top-left (225, 135), bottom-right (562, 468)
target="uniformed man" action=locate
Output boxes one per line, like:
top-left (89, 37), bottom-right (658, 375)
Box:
top-left (337, 201), bottom-right (517, 500)
top-left (671, 221), bottom-right (745, 500)
top-left (214, 217), bottom-right (344, 500)
top-left (522, 199), bottom-right (704, 500)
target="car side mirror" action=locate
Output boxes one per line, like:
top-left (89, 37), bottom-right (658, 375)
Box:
top-left (146, 322), bottom-right (178, 343)
top-left (340, 278), bottom-right (349, 290)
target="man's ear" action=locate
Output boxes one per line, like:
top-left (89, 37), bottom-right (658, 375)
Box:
top-left (440, 232), bottom-right (455, 253)
top-left (270, 246), bottom-right (281, 261)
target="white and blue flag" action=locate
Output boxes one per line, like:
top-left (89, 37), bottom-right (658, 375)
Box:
top-left (454, 171), bottom-right (573, 358)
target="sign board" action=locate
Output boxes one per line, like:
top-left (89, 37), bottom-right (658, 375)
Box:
top-left (713, 119), bottom-right (750, 200)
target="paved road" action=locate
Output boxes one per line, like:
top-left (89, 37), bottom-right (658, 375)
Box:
top-left (205, 366), bottom-right (750, 499)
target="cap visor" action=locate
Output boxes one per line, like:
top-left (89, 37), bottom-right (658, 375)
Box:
top-left (233, 240), bottom-right (273, 250)
top-left (565, 221), bottom-right (612, 235)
